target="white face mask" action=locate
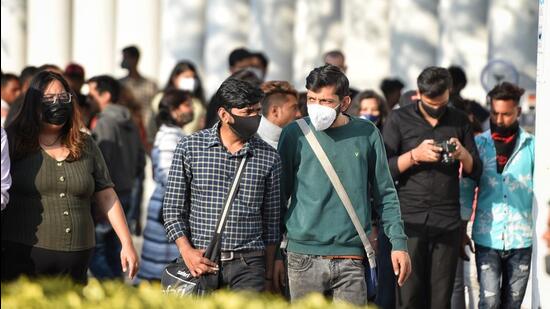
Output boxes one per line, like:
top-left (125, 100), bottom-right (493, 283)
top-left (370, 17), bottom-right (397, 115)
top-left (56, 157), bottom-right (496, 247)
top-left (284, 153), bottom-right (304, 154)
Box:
top-left (177, 77), bottom-right (196, 92)
top-left (307, 103), bottom-right (340, 131)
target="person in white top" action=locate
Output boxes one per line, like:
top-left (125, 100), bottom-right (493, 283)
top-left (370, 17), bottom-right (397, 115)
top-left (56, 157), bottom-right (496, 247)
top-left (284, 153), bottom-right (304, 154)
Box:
top-left (1, 127), bottom-right (11, 210)
top-left (1, 73), bottom-right (21, 127)
top-left (257, 81), bottom-right (301, 149)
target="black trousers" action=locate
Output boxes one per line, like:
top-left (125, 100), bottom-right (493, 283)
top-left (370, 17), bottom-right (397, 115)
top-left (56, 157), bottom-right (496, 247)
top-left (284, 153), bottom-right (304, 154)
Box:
top-left (376, 229), bottom-right (397, 309)
top-left (219, 255), bottom-right (266, 292)
top-left (1, 241), bottom-right (93, 284)
top-left (396, 223), bottom-right (461, 309)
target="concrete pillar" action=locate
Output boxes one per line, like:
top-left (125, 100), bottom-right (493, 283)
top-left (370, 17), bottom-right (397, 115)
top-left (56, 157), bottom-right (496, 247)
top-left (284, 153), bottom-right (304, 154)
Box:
top-left (248, 0), bottom-right (295, 82)
top-left (1, 0), bottom-right (27, 73)
top-left (115, 0), bottom-right (160, 82)
top-left (293, 0), bottom-right (342, 90)
top-left (26, 0), bottom-right (71, 68)
top-left (532, 2), bottom-right (549, 308)
top-left (158, 0), bottom-right (207, 86)
top-left (203, 0), bottom-right (250, 98)
top-left (488, 0), bottom-right (538, 92)
top-left (342, 0), bottom-right (390, 91)
top-left (72, 0), bottom-right (115, 78)
top-left (389, 0), bottom-right (439, 90)
top-left (438, 0), bottom-right (489, 102)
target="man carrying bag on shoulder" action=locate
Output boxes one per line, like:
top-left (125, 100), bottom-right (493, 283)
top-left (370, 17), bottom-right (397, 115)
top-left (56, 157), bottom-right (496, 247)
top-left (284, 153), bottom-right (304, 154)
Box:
top-left (275, 65), bottom-right (411, 306)
top-left (163, 77), bottom-right (282, 293)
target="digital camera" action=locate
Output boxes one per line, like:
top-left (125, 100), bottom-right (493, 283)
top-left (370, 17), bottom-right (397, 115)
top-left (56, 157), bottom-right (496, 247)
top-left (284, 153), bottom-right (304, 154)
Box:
top-left (435, 140), bottom-right (457, 164)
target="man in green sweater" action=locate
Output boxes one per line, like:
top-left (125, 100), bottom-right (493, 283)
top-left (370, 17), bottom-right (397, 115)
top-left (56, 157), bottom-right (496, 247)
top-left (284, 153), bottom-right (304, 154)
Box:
top-left (276, 65), bottom-right (411, 305)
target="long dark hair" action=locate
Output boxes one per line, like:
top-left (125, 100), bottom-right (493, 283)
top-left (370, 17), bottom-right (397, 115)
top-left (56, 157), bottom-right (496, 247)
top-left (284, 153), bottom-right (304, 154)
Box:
top-left (7, 71), bottom-right (85, 161)
top-left (350, 89), bottom-right (389, 127)
top-left (165, 61), bottom-right (205, 105)
top-left (156, 89), bottom-right (192, 128)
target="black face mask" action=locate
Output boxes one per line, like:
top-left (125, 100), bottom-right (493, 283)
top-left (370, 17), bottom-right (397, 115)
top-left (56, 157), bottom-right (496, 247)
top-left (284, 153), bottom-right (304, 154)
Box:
top-left (228, 112), bottom-right (261, 140)
top-left (121, 59), bottom-right (130, 70)
top-left (421, 101), bottom-right (447, 119)
top-left (490, 120), bottom-right (519, 136)
top-left (43, 102), bottom-right (72, 125)
top-left (175, 112), bottom-right (194, 127)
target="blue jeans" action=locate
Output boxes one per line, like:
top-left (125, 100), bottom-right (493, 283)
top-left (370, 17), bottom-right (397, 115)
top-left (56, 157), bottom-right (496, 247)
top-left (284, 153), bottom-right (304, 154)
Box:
top-left (89, 192), bottom-right (131, 279)
top-left (287, 252), bottom-right (368, 306)
top-left (475, 245), bottom-right (532, 309)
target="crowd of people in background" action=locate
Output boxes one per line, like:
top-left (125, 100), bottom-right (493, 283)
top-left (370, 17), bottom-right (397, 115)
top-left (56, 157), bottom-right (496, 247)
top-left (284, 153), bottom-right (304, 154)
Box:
top-left (0, 44), bottom-right (546, 309)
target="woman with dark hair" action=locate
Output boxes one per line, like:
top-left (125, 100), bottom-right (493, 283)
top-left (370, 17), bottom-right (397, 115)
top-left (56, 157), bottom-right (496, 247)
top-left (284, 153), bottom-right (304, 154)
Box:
top-left (350, 89), bottom-right (389, 130)
top-left (1, 71), bottom-right (138, 283)
top-left (137, 89), bottom-right (193, 281)
top-left (150, 61), bottom-right (205, 135)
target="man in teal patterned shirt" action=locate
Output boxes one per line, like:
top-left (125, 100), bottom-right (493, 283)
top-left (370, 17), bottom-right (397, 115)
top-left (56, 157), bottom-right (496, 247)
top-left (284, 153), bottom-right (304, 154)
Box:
top-left (460, 82), bottom-right (535, 309)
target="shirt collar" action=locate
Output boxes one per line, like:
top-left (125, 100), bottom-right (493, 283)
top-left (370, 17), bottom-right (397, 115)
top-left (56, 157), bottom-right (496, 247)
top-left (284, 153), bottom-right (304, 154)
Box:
top-left (257, 116), bottom-right (282, 144)
top-left (1, 99), bottom-right (9, 110)
top-left (483, 126), bottom-right (532, 149)
top-left (207, 122), bottom-right (255, 157)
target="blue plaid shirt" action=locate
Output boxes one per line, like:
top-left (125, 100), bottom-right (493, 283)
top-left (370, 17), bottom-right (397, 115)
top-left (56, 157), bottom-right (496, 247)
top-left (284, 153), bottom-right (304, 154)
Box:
top-left (163, 123), bottom-right (281, 251)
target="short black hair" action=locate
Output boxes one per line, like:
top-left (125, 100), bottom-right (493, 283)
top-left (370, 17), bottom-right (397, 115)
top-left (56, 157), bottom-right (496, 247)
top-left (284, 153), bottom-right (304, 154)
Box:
top-left (228, 47), bottom-right (252, 67)
top-left (380, 78), bottom-right (404, 97)
top-left (19, 66), bottom-right (39, 85)
top-left (1, 73), bottom-right (19, 88)
top-left (305, 64), bottom-right (350, 99)
top-left (122, 45), bottom-right (140, 59)
top-left (215, 77), bottom-right (264, 110)
top-left (156, 89), bottom-right (192, 127)
top-left (88, 75), bottom-right (121, 103)
top-left (229, 68), bottom-right (262, 88)
top-left (252, 52), bottom-right (269, 69)
top-left (487, 82), bottom-right (525, 106)
top-left (448, 65), bottom-right (467, 92)
top-left (417, 66), bottom-right (452, 98)
top-left (350, 89), bottom-right (388, 119)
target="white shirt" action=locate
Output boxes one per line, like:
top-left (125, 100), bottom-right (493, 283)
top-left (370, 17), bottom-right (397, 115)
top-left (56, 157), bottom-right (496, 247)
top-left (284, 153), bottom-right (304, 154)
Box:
top-left (1, 99), bottom-right (10, 127)
top-left (1, 127), bottom-right (11, 210)
top-left (256, 116), bottom-right (282, 150)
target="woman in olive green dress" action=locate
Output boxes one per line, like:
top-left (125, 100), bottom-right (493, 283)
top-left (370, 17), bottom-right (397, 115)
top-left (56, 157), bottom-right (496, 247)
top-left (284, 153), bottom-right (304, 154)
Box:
top-left (1, 70), bottom-right (139, 283)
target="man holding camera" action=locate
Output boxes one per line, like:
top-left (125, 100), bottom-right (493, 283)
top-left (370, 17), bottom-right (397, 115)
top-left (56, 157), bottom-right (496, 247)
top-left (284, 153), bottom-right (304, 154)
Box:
top-left (382, 66), bottom-right (481, 309)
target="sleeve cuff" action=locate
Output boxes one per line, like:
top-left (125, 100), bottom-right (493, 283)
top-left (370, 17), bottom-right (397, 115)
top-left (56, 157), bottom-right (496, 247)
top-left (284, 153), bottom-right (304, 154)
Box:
top-left (165, 221), bottom-right (189, 242)
top-left (390, 238), bottom-right (408, 252)
top-left (388, 157), bottom-right (400, 180)
top-left (460, 206), bottom-right (473, 221)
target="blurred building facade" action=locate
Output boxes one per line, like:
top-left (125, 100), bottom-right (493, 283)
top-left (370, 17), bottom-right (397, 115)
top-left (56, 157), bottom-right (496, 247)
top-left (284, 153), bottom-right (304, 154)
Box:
top-left (1, 0), bottom-right (538, 101)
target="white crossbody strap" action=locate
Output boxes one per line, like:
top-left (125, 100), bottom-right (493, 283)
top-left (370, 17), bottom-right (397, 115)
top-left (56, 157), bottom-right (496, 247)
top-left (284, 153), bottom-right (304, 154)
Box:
top-left (297, 119), bottom-right (376, 268)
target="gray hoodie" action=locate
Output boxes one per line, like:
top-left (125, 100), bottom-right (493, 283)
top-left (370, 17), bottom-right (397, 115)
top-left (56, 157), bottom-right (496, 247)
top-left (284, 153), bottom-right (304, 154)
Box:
top-left (92, 104), bottom-right (145, 194)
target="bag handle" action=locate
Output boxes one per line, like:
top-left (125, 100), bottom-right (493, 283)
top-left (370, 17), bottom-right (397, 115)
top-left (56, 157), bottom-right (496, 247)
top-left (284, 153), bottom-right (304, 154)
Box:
top-left (296, 119), bottom-right (376, 268)
top-left (204, 155), bottom-right (248, 262)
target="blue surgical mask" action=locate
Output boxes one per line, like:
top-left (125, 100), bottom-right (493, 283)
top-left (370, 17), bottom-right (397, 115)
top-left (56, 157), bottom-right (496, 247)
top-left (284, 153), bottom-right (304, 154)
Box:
top-left (360, 114), bottom-right (379, 124)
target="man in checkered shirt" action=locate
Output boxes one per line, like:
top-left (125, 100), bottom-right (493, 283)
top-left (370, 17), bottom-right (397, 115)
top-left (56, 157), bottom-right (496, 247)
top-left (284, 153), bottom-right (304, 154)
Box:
top-left (163, 77), bottom-right (281, 292)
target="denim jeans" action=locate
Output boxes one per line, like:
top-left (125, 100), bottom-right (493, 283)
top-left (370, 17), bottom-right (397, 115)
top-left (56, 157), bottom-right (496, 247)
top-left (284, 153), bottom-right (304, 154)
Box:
top-left (287, 252), bottom-right (368, 306)
top-left (475, 245), bottom-right (532, 309)
top-left (89, 192), bottom-right (131, 279)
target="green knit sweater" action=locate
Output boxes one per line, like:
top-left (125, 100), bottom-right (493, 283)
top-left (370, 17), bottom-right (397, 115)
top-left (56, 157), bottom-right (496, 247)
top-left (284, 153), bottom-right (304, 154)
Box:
top-left (278, 116), bottom-right (407, 256)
